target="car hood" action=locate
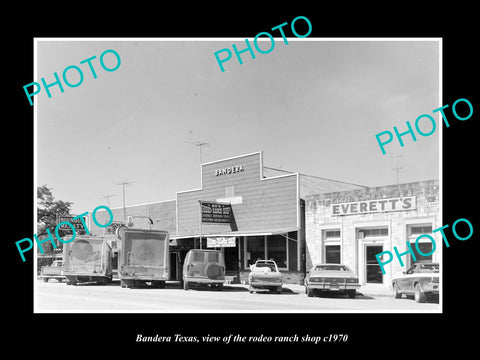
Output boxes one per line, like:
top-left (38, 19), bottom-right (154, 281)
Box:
top-left (309, 270), bottom-right (356, 278)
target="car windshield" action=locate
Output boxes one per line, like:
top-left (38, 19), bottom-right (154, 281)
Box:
top-left (314, 265), bottom-right (349, 272)
top-left (254, 263), bottom-right (276, 271)
top-left (414, 263), bottom-right (439, 273)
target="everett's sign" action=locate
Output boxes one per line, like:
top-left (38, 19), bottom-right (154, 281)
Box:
top-left (331, 196), bottom-right (416, 216)
top-left (201, 201), bottom-right (232, 223)
top-left (207, 237), bottom-right (236, 248)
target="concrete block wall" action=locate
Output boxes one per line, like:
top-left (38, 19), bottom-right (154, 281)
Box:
top-left (305, 180), bottom-right (440, 286)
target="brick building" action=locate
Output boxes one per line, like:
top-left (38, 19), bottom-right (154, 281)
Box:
top-left (305, 180), bottom-right (440, 288)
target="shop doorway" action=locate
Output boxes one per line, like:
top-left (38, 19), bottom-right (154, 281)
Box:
top-left (366, 245), bottom-right (383, 284)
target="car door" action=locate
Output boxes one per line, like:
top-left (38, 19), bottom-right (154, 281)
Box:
top-left (402, 266), bottom-right (417, 294)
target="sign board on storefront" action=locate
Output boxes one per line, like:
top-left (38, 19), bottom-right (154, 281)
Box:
top-left (200, 201), bottom-right (232, 223)
top-left (330, 196), bottom-right (416, 216)
top-left (57, 215), bottom-right (88, 233)
top-left (207, 237), bottom-right (236, 248)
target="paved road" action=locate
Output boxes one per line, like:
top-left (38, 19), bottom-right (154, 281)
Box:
top-left (35, 279), bottom-right (440, 312)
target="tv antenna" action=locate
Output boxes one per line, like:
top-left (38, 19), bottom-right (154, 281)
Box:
top-left (391, 155), bottom-right (404, 185)
top-left (98, 194), bottom-right (116, 207)
top-left (185, 140), bottom-right (209, 164)
top-left (116, 180), bottom-right (134, 220)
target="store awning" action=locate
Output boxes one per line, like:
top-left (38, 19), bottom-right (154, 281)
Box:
top-left (170, 227), bottom-right (299, 241)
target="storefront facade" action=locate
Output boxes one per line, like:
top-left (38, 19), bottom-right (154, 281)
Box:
top-left (175, 151), bottom-right (303, 284)
top-left (305, 180), bottom-right (440, 288)
top-left (91, 151), bottom-right (366, 284)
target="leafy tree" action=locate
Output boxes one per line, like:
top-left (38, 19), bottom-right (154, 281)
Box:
top-left (37, 185), bottom-right (73, 253)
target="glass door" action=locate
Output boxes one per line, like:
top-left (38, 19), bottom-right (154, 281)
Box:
top-left (366, 245), bottom-right (383, 284)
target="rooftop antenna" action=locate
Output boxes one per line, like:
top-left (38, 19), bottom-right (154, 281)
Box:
top-left (98, 194), bottom-right (116, 208)
top-left (185, 140), bottom-right (209, 164)
top-left (116, 180), bottom-right (134, 221)
top-left (391, 155), bottom-right (403, 185)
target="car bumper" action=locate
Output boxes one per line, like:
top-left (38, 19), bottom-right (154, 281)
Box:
top-left (423, 283), bottom-right (440, 294)
top-left (184, 277), bottom-right (224, 284)
top-left (307, 283), bottom-right (361, 291)
top-left (250, 280), bottom-right (283, 288)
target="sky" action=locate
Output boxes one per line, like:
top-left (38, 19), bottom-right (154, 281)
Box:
top-left (36, 39), bottom-right (440, 215)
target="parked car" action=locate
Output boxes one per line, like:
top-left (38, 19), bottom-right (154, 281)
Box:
top-left (248, 260), bottom-right (283, 294)
top-left (304, 263), bottom-right (360, 298)
top-left (182, 249), bottom-right (225, 291)
top-left (40, 260), bottom-right (65, 283)
top-left (392, 262), bottom-right (439, 303)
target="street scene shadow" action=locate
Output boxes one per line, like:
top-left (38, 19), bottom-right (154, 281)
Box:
top-left (312, 291), bottom-right (375, 300)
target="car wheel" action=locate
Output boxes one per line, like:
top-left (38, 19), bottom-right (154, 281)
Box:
top-left (276, 286), bottom-right (282, 294)
top-left (184, 280), bottom-right (190, 290)
top-left (307, 286), bottom-right (314, 297)
top-left (347, 289), bottom-right (356, 299)
top-left (414, 283), bottom-right (426, 303)
top-left (393, 283), bottom-right (402, 299)
top-left (249, 285), bottom-right (255, 294)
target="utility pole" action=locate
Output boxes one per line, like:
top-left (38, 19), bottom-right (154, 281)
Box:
top-left (116, 180), bottom-right (134, 221)
top-left (391, 155), bottom-right (403, 185)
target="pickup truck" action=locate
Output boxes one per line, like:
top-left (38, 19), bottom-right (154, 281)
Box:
top-left (41, 260), bottom-right (65, 283)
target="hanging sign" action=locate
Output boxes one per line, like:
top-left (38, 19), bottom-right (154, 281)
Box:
top-left (200, 201), bottom-right (232, 223)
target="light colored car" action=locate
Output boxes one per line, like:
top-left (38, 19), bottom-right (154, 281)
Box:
top-left (305, 263), bottom-right (360, 298)
top-left (182, 249), bottom-right (225, 291)
top-left (392, 262), bottom-right (439, 303)
top-left (248, 260), bottom-right (283, 294)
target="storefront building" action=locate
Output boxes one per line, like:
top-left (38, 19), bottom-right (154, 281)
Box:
top-left (305, 180), bottom-right (440, 288)
top-left (91, 151), bottom-right (366, 284)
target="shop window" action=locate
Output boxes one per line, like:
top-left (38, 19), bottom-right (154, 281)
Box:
top-left (267, 235), bottom-right (287, 269)
top-left (407, 223), bottom-right (434, 267)
top-left (325, 245), bottom-right (341, 264)
top-left (325, 230), bottom-right (340, 239)
top-left (361, 228), bottom-right (388, 237)
top-left (411, 225), bottom-right (433, 236)
top-left (246, 236), bottom-right (265, 266)
top-left (412, 242), bottom-right (433, 263)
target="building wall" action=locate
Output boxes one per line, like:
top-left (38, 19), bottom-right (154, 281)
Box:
top-left (305, 180), bottom-right (440, 288)
top-left (89, 200), bottom-right (177, 236)
top-left (176, 152), bottom-right (299, 237)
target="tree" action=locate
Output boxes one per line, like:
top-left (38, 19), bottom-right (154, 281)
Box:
top-left (37, 185), bottom-right (73, 252)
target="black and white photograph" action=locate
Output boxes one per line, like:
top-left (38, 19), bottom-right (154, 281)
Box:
top-left (7, 5), bottom-right (478, 354)
top-left (33, 38), bottom-right (442, 313)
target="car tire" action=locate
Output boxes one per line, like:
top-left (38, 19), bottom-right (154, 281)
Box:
top-left (414, 283), bottom-right (426, 303)
top-left (347, 289), bottom-right (356, 299)
top-left (393, 283), bottom-right (402, 299)
top-left (43, 278), bottom-right (49, 283)
top-left (307, 286), bottom-right (314, 297)
top-left (276, 286), bottom-right (282, 294)
top-left (184, 280), bottom-right (190, 291)
top-left (249, 285), bottom-right (255, 294)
